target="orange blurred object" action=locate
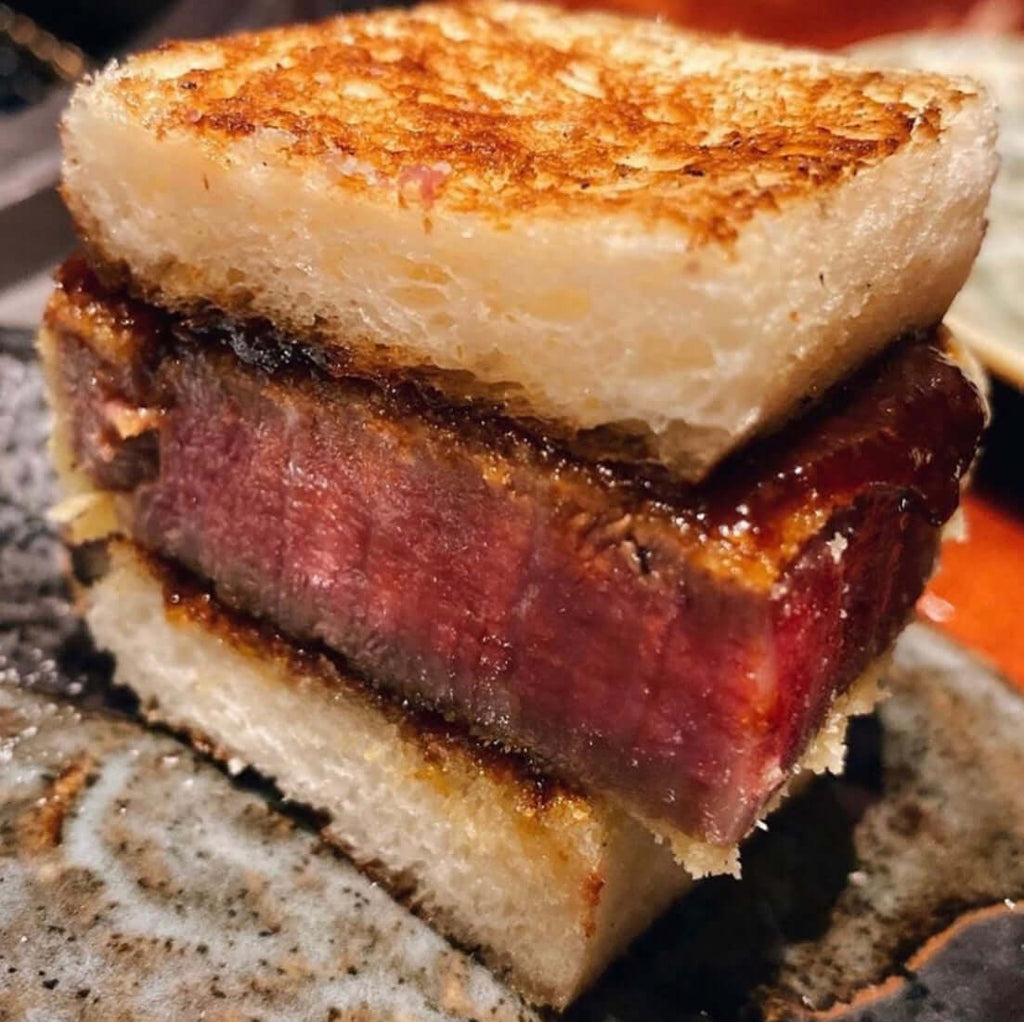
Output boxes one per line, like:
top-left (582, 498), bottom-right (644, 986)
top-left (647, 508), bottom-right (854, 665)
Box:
top-left (561, 0), bottom-right (1024, 47)
top-left (920, 493), bottom-right (1024, 691)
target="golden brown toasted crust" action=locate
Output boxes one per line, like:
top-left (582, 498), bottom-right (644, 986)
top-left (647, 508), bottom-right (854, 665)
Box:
top-left (97, 0), bottom-right (973, 242)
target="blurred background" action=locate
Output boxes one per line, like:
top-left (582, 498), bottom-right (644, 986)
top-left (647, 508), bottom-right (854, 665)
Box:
top-left (1, 0), bottom-right (1022, 680)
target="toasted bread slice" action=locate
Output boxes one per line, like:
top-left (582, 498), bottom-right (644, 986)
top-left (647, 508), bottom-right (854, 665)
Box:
top-left (59, 0), bottom-right (997, 478)
top-left (81, 540), bottom-right (885, 1007)
top-left (85, 541), bottom-right (691, 1009)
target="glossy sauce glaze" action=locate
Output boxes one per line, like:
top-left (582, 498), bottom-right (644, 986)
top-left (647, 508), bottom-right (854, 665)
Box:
top-left (47, 260), bottom-right (986, 843)
top-left (52, 256), bottom-right (984, 589)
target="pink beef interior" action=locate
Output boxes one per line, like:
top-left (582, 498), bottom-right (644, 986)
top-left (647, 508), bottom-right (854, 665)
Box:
top-left (50, 261), bottom-right (985, 845)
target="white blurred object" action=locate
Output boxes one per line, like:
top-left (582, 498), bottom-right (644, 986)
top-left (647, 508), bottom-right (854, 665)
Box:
top-left (0, 268), bottom-right (52, 327)
top-left (851, 34), bottom-right (1024, 387)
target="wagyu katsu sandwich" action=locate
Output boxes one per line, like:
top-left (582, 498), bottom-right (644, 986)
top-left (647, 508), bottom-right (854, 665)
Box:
top-left (40, 0), bottom-right (995, 1007)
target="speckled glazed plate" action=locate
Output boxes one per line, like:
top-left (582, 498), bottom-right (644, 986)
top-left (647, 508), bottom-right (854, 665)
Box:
top-left (3, 338), bottom-right (1024, 1020)
top-left (850, 33), bottom-right (1024, 389)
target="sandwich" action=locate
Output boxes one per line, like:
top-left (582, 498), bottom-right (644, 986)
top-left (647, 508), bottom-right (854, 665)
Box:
top-left (40, 1), bottom-right (996, 1008)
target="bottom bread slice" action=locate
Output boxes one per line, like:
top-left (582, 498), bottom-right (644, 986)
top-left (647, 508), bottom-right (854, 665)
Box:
top-left (84, 542), bottom-right (692, 1008)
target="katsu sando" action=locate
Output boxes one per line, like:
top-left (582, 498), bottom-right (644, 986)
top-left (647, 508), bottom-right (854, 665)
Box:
top-left (41, 0), bottom-right (996, 1007)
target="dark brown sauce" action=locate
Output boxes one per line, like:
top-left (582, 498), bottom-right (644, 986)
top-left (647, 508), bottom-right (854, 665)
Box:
top-left (53, 255), bottom-right (985, 568)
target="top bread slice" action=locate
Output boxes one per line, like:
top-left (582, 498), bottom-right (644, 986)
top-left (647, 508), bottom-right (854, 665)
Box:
top-left (60, 0), bottom-right (997, 478)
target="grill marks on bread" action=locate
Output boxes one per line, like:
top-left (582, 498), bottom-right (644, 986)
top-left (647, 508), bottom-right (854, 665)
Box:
top-left (109, 0), bottom-right (968, 239)
top-left (60, 2), bottom-right (996, 480)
